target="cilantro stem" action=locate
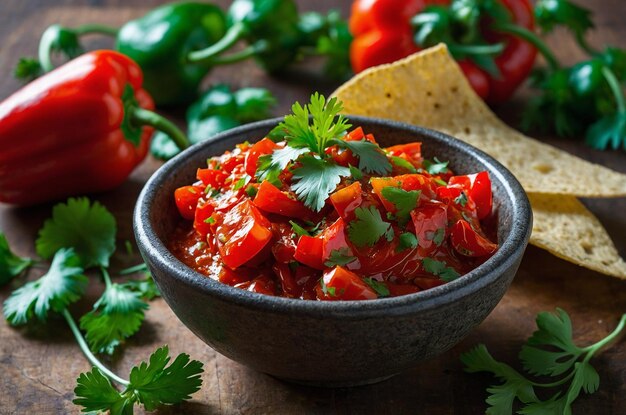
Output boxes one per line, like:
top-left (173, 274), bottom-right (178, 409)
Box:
top-left (119, 263), bottom-right (149, 275)
top-left (581, 313), bottom-right (626, 356)
top-left (601, 66), bottom-right (626, 114)
top-left (448, 42), bottom-right (505, 56)
top-left (131, 107), bottom-right (190, 151)
top-left (101, 267), bottom-right (112, 290)
top-left (491, 22), bottom-right (560, 70)
top-left (62, 308), bottom-right (130, 387)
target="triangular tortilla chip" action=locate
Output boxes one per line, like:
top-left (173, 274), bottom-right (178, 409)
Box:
top-left (528, 194), bottom-right (626, 279)
top-left (332, 44), bottom-right (626, 197)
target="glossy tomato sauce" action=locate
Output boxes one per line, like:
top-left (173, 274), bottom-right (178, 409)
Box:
top-left (170, 127), bottom-right (498, 301)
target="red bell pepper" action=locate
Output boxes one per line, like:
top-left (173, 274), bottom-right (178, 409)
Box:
top-left (0, 50), bottom-right (189, 205)
top-left (349, 0), bottom-right (540, 104)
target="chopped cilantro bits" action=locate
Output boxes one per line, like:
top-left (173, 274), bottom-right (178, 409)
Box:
top-left (423, 157), bottom-right (449, 175)
top-left (348, 206), bottom-right (392, 248)
top-left (390, 156), bottom-right (417, 173)
top-left (454, 191), bottom-right (468, 207)
top-left (364, 278), bottom-right (390, 297)
top-left (381, 187), bottom-right (420, 226)
top-left (397, 232), bottom-right (418, 252)
top-left (290, 220), bottom-right (311, 237)
top-left (422, 258), bottom-right (460, 282)
top-left (325, 248), bottom-right (357, 267)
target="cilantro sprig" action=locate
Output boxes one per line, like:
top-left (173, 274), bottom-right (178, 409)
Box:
top-left (462, 308), bottom-right (626, 414)
top-left (1, 197), bottom-right (202, 414)
top-left (422, 257), bottom-right (460, 282)
top-left (257, 93), bottom-right (392, 211)
top-left (381, 187), bottom-right (420, 226)
top-left (0, 232), bottom-right (33, 285)
top-left (347, 206), bottom-right (394, 248)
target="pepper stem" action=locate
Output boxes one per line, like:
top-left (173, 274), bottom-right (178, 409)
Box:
top-left (62, 308), bottom-right (130, 387)
top-left (210, 41), bottom-right (268, 65)
top-left (187, 22), bottom-right (247, 63)
top-left (447, 42), bottom-right (505, 56)
top-left (491, 22), bottom-right (560, 70)
top-left (131, 108), bottom-right (190, 151)
top-left (74, 24), bottom-right (119, 37)
top-left (600, 66), bottom-right (626, 114)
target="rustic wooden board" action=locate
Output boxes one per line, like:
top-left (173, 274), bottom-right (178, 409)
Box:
top-left (1, 0), bottom-right (625, 414)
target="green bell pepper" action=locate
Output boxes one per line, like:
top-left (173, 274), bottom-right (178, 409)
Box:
top-left (116, 2), bottom-right (227, 106)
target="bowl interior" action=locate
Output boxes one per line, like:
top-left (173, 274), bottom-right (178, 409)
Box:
top-left (136, 116), bottom-right (531, 315)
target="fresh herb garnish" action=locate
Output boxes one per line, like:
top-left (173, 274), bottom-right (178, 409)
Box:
top-left (2, 197), bottom-right (201, 413)
top-left (80, 275), bottom-right (148, 355)
top-left (233, 174), bottom-right (251, 190)
top-left (349, 164), bottom-right (363, 180)
top-left (324, 248), bottom-right (357, 267)
top-left (454, 191), bottom-right (468, 207)
top-left (397, 232), bottom-right (418, 252)
top-left (422, 157), bottom-right (449, 175)
top-left (432, 227), bottom-right (446, 247)
top-left (390, 156), bottom-right (418, 173)
top-left (74, 345), bottom-right (203, 413)
top-left (364, 277), bottom-right (390, 297)
top-left (381, 187), bottom-right (420, 226)
top-left (462, 309), bottom-right (626, 414)
top-left (320, 279), bottom-right (337, 297)
top-left (422, 257), bottom-right (459, 282)
top-left (257, 93), bottom-right (392, 211)
top-left (3, 248), bottom-right (87, 325)
top-left (36, 197), bottom-right (116, 268)
top-left (290, 220), bottom-right (311, 237)
top-left (348, 206), bottom-right (393, 248)
top-left (0, 232), bottom-right (33, 285)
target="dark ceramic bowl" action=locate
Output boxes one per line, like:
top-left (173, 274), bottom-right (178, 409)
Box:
top-left (134, 116), bottom-right (532, 387)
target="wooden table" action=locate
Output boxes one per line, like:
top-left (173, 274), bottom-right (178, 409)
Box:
top-left (1, 1), bottom-right (625, 413)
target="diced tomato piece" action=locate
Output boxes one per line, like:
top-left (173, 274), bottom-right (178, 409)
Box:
top-left (364, 133), bottom-right (377, 144)
top-left (385, 142), bottom-right (422, 161)
top-left (413, 276), bottom-right (445, 290)
top-left (294, 235), bottom-right (325, 270)
top-left (316, 266), bottom-right (378, 301)
top-left (386, 281), bottom-right (421, 296)
top-left (212, 189), bottom-right (243, 212)
top-left (273, 262), bottom-right (301, 298)
top-left (448, 171), bottom-right (493, 219)
top-left (253, 181), bottom-right (311, 218)
top-left (212, 199), bottom-right (273, 269)
top-left (215, 262), bottom-right (254, 286)
top-left (330, 182), bottom-right (362, 220)
top-left (345, 126), bottom-right (365, 141)
top-left (235, 274), bottom-right (276, 295)
top-left (271, 223), bottom-right (296, 263)
top-left (220, 152), bottom-right (246, 173)
top-left (197, 168), bottom-right (228, 189)
top-left (410, 203), bottom-right (448, 256)
top-left (371, 174), bottom-right (435, 214)
top-left (244, 137), bottom-right (278, 177)
top-left (193, 198), bottom-right (215, 237)
top-left (450, 220), bottom-right (498, 257)
top-left (321, 218), bottom-right (352, 262)
top-left (174, 185), bottom-right (203, 220)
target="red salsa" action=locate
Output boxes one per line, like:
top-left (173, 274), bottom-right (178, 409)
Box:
top-left (170, 95), bottom-right (498, 301)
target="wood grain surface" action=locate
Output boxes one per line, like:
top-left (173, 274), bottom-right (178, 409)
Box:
top-left (1, 1), bottom-right (625, 414)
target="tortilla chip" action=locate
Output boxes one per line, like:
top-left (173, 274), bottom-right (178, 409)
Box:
top-left (528, 194), bottom-right (626, 279)
top-left (332, 44), bottom-right (626, 197)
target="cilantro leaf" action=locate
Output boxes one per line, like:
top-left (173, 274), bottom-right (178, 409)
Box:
top-left (519, 308), bottom-right (583, 376)
top-left (454, 191), bottom-right (468, 207)
top-left (461, 344), bottom-right (539, 414)
top-left (291, 156), bottom-right (351, 211)
top-left (80, 283), bottom-right (148, 355)
top-left (74, 367), bottom-right (133, 414)
top-left (432, 227), bottom-right (445, 247)
top-left (422, 157), bottom-right (449, 175)
top-left (122, 274), bottom-right (160, 301)
top-left (255, 155), bottom-right (283, 188)
top-left (390, 156), bottom-right (417, 173)
top-left (349, 165), bottom-right (363, 180)
top-left (381, 187), bottom-right (420, 226)
top-left (397, 232), bottom-right (418, 252)
top-left (422, 257), bottom-right (460, 282)
top-left (36, 198), bottom-right (116, 268)
top-left (4, 248), bottom-right (87, 325)
top-left (256, 146), bottom-right (308, 183)
top-left (364, 278), bottom-right (390, 297)
top-left (324, 248), bottom-right (357, 267)
top-left (73, 345), bottom-right (204, 414)
top-left (585, 112), bottom-right (626, 150)
top-left (347, 206), bottom-right (392, 248)
top-left (331, 139), bottom-right (392, 175)
top-left (274, 93), bottom-right (351, 154)
top-left (128, 345), bottom-right (204, 411)
top-left (0, 232), bottom-right (33, 285)
top-left (233, 174), bottom-right (251, 191)
top-left (289, 220), bottom-right (311, 237)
